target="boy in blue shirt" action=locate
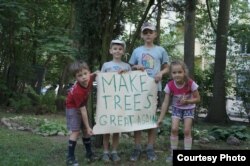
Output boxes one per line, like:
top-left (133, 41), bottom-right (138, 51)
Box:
top-left (129, 22), bottom-right (169, 161)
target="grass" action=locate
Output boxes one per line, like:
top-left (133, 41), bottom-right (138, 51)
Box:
top-left (0, 127), bottom-right (67, 166)
top-left (0, 110), bottom-right (250, 166)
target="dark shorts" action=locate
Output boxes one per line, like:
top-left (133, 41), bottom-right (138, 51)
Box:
top-left (66, 108), bottom-right (82, 131)
top-left (172, 107), bottom-right (195, 120)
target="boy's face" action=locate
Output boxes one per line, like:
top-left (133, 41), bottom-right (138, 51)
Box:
top-left (109, 44), bottom-right (125, 60)
top-left (75, 68), bottom-right (91, 87)
top-left (141, 29), bottom-right (157, 43)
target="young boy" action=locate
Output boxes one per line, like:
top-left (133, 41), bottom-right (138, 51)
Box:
top-left (128, 22), bottom-right (169, 161)
top-left (101, 39), bottom-right (131, 162)
top-left (65, 61), bottom-right (98, 166)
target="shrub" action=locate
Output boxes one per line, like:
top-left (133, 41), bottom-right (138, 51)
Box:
top-left (209, 125), bottom-right (250, 141)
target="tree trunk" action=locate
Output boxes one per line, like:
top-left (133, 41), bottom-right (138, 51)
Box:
top-left (156, 0), bottom-right (162, 45)
top-left (100, 0), bottom-right (122, 65)
top-left (184, 0), bottom-right (196, 78)
top-left (127, 0), bottom-right (154, 54)
top-left (205, 0), bottom-right (231, 123)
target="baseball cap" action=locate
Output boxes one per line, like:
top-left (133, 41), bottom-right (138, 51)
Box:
top-left (141, 22), bottom-right (156, 32)
top-left (110, 39), bottom-right (126, 48)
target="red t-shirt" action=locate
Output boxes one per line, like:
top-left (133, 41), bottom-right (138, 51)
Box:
top-left (66, 76), bottom-right (94, 109)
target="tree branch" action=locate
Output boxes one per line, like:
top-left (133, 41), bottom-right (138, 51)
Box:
top-left (206, 0), bottom-right (217, 34)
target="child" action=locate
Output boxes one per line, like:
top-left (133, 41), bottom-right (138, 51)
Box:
top-left (157, 60), bottom-right (201, 161)
top-left (128, 22), bottom-right (169, 161)
top-left (65, 61), bottom-right (98, 166)
top-left (101, 39), bottom-right (131, 162)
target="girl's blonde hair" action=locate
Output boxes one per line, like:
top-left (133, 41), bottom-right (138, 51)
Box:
top-left (69, 61), bottom-right (89, 77)
top-left (169, 60), bottom-right (189, 82)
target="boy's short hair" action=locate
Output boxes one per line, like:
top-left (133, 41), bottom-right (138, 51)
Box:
top-left (69, 61), bottom-right (89, 77)
top-left (141, 22), bottom-right (156, 32)
top-left (110, 39), bottom-right (126, 49)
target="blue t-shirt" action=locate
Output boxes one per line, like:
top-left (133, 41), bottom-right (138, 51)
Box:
top-left (101, 60), bottom-right (131, 72)
top-left (129, 45), bottom-right (169, 90)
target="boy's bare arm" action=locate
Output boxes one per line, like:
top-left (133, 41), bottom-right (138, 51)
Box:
top-left (155, 63), bottom-right (169, 82)
top-left (80, 106), bottom-right (93, 135)
top-left (90, 70), bottom-right (100, 78)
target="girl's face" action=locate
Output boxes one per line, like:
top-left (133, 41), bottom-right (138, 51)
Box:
top-left (171, 64), bottom-right (185, 84)
top-left (109, 44), bottom-right (125, 60)
top-left (75, 68), bottom-right (91, 87)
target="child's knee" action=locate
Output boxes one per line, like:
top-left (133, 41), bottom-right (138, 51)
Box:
top-left (171, 127), bottom-right (178, 135)
top-left (184, 129), bottom-right (191, 136)
top-left (70, 131), bottom-right (80, 140)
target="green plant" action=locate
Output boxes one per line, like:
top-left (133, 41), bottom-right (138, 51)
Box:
top-left (209, 125), bottom-right (250, 141)
top-left (39, 92), bottom-right (57, 113)
top-left (25, 85), bottom-right (57, 113)
top-left (194, 64), bottom-right (234, 110)
top-left (37, 120), bottom-right (67, 136)
top-left (160, 116), bottom-right (209, 140)
top-left (9, 94), bottom-right (33, 112)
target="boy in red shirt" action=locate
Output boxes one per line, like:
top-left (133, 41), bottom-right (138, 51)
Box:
top-left (65, 61), bottom-right (97, 165)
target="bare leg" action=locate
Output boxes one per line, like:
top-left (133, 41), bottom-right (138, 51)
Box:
top-left (134, 130), bottom-right (141, 145)
top-left (112, 133), bottom-right (119, 151)
top-left (183, 118), bottom-right (193, 150)
top-left (103, 134), bottom-right (110, 152)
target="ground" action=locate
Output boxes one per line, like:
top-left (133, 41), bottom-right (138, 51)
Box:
top-left (0, 109), bottom-right (249, 166)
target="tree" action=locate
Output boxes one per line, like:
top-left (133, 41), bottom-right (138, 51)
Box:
top-left (184, 0), bottom-right (196, 78)
top-left (126, 0), bottom-right (154, 54)
top-left (205, 0), bottom-right (231, 123)
top-left (155, 0), bottom-right (162, 45)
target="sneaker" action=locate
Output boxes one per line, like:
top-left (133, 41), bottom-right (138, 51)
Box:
top-left (102, 153), bottom-right (110, 162)
top-left (111, 152), bottom-right (121, 162)
top-left (130, 149), bottom-right (141, 161)
top-left (66, 157), bottom-right (79, 166)
top-left (86, 152), bottom-right (99, 162)
top-left (146, 149), bottom-right (157, 161)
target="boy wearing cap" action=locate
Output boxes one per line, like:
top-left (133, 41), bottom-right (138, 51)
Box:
top-left (129, 22), bottom-right (169, 161)
top-left (100, 39), bottom-right (131, 162)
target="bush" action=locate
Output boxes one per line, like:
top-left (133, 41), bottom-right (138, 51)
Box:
top-left (194, 64), bottom-right (234, 109)
top-left (209, 125), bottom-right (250, 141)
top-left (37, 119), bottom-right (67, 136)
top-left (159, 116), bottom-right (209, 140)
top-left (9, 94), bottom-right (33, 112)
top-left (8, 86), bottom-right (58, 113)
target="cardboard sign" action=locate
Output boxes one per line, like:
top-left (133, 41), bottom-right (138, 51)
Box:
top-left (93, 71), bottom-right (158, 134)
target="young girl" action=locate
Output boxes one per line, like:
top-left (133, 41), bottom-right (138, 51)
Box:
top-left (157, 60), bottom-right (200, 161)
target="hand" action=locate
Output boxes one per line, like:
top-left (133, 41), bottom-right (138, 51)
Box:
top-left (132, 65), bottom-right (144, 71)
top-left (86, 127), bottom-right (93, 136)
top-left (179, 96), bottom-right (188, 105)
top-left (91, 70), bottom-right (100, 77)
top-left (157, 120), bottom-right (162, 128)
top-left (118, 69), bottom-right (128, 74)
top-left (154, 72), bottom-right (162, 83)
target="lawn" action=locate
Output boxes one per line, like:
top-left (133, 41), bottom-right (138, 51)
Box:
top-left (0, 110), bottom-right (249, 166)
